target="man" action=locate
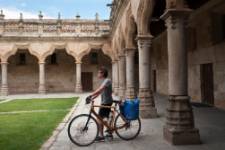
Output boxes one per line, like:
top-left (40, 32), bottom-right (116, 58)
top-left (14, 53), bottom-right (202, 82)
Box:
top-left (88, 66), bottom-right (113, 141)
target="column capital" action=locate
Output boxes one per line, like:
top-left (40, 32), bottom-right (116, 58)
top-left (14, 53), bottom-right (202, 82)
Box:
top-left (137, 35), bottom-right (153, 50)
top-left (136, 34), bottom-right (153, 41)
top-left (118, 53), bottom-right (125, 58)
top-left (1, 61), bottom-right (8, 65)
top-left (161, 9), bottom-right (192, 20)
top-left (161, 9), bottom-right (192, 29)
top-left (75, 61), bottom-right (82, 64)
top-left (111, 60), bottom-right (116, 64)
top-left (125, 47), bottom-right (136, 57)
top-left (38, 61), bottom-right (45, 64)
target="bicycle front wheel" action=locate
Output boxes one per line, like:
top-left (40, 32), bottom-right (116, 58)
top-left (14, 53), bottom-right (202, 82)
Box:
top-left (114, 114), bottom-right (141, 140)
top-left (68, 114), bottom-right (99, 146)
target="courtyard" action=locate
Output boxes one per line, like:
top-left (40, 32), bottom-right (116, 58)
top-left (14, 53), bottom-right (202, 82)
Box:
top-left (1, 93), bottom-right (224, 150)
top-left (0, 0), bottom-right (225, 149)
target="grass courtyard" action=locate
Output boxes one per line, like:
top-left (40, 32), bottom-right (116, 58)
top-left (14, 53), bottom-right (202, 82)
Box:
top-left (0, 97), bottom-right (78, 150)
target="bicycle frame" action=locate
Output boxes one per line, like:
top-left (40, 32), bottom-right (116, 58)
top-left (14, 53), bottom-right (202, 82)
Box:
top-left (85, 101), bottom-right (128, 132)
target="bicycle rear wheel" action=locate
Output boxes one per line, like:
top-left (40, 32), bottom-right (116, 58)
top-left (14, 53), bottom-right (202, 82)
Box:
top-left (114, 114), bottom-right (141, 140)
top-left (68, 114), bottom-right (98, 146)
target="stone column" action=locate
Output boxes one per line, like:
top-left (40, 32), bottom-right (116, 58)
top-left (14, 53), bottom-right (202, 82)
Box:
top-left (118, 54), bottom-right (126, 100)
top-left (38, 62), bottom-right (46, 94)
top-left (137, 35), bottom-right (158, 118)
top-left (1, 62), bottom-right (8, 96)
top-left (75, 62), bottom-right (82, 93)
top-left (112, 61), bottom-right (115, 91)
top-left (113, 60), bottom-right (119, 95)
top-left (125, 48), bottom-right (136, 99)
top-left (161, 9), bottom-right (200, 145)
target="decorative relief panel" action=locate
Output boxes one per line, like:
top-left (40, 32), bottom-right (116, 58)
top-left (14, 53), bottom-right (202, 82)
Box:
top-left (0, 19), bottom-right (110, 37)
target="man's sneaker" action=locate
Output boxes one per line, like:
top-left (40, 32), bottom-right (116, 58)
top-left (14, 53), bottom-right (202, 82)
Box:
top-left (105, 133), bottom-right (113, 141)
top-left (95, 136), bottom-right (105, 142)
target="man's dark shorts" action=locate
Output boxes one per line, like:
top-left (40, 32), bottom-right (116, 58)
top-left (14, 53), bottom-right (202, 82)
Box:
top-left (98, 103), bottom-right (112, 118)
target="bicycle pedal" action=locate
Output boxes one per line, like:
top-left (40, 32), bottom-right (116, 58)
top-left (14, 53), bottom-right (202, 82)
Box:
top-left (105, 136), bottom-right (113, 141)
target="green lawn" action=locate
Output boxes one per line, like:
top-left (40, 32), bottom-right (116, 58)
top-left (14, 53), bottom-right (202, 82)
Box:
top-left (0, 98), bottom-right (77, 112)
top-left (0, 97), bottom-right (78, 150)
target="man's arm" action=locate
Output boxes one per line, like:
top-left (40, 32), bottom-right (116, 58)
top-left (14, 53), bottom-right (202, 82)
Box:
top-left (90, 84), bottom-right (105, 100)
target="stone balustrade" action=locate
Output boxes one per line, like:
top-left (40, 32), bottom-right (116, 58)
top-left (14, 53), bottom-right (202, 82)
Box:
top-left (0, 19), bottom-right (110, 37)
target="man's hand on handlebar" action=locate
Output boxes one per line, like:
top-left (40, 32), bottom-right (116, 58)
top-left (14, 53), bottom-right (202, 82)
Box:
top-left (85, 95), bottom-right (92, 104)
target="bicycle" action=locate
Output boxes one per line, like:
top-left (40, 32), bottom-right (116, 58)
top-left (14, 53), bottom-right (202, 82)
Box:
top-left (67, 98), bottom-right (141, 146)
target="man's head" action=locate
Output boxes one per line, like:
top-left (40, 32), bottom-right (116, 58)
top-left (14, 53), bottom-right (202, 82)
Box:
top-left (98, 66), bottom-right (108, 79)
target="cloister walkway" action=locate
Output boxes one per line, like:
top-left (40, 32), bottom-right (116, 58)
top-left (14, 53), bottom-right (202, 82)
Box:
top-left (38, 93), bottom-right (225, 150)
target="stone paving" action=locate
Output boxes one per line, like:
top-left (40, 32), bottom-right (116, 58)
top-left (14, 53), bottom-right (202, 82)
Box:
top-left (45, 93), bottom-right (225, 150)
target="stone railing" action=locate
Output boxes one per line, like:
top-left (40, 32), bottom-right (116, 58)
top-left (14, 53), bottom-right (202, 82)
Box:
top-left (0, 19), bottom-right (110, 38)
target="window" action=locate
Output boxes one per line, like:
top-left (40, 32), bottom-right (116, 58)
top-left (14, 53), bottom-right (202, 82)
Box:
top-left (50, 53), bottom-right (57, 64)
top-left (211, 13), bottom-right (225, 44)
top-left (18, 53), bottom-right (26, 65)
top-left (90, 52), bottom-right (98, 64)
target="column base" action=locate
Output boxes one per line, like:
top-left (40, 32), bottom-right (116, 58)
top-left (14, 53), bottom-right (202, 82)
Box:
top-left (75, 86), bottom-right (83, 93)
top-left (164, 127), bottom-right (201, 145)
top-left (164, 95), bottom-right (201, 145)
top-left (119, 87), bottom-right (126, 100)
top-left (113, 87), bottom-right (119, 96)
top-left (1, 86), bottom-right (8, 96)
top-left (38, 85), bottom-right (46, 94)
top-left (126, 87), bottom-right (136, 99)
top-left (139, 88), bottom-right (158, 118)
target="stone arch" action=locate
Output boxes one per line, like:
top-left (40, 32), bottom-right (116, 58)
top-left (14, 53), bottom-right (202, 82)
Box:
top-left (29, 43), bottom-right (56, 63)
top-left (136, 0), bottom-right (155, 35)
top-left (102, 43), bottom-right (114, 61)
top-left (66, 43), bottom-right (91, 63)
top-left (112, 37), bottom-right (119, 60)
top-left (116, 25), bottom-right (126, 55)
top-left (0, 43), bottom-right (30, 62)
top-left (7, 44), bottom-right (39, 94)
top-left (45, 45), bottom-right (76, 93)
top-left (81, 44), bottom-right (112, 91)
top-left (77, 42), bottom-right (113, 63)
top-left (124, 6), bottom-right (138, 49)
top-left (150, 0), bottom-right (166, 37)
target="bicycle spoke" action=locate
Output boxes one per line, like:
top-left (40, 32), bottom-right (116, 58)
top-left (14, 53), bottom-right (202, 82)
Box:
top-left (68, 114), bottom-right (98, 146)
top-left (115, 114), bottom-right (141, 140)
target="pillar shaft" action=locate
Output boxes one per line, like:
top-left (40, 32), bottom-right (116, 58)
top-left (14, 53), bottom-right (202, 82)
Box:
top-left (112, 62), bottom-right (115, 90)
top-left (38, 62), bottom-right (46, 94)
top-left (161, 9), bottom-right (200, 145)
top-left (125, 48), bottom-right (136, 99)
top-left (137, 35), bottom-right (158, 118)
top-left (1, 62), bottom-right (8, 96)
top-left (75, 62), bottom-right (82, 93)
top-left (118, 54), bottom-right (126, 100)
top-left (113, 60), bottom-right (119, 95)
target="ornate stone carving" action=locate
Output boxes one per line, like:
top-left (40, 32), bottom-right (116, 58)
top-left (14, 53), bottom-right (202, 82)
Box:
top-left (0, 19), bottom-right (110, 37)
top-left (164, 96), bottom-right (201, 145)
top-left (138, 88), bottom-right (157, 118)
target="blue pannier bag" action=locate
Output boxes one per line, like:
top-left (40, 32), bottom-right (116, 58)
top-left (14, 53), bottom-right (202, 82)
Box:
top-left (120, 98), bottom-right (139, 120)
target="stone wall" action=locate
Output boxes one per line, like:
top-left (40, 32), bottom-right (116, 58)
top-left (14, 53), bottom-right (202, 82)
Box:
top-left (8, 50), bottom-right (39, 94)
top-left (46, 50), bottom-right (76, 93)
top-left (152, 1), bottom-right (225, 109)
top-left (82, 50), bottom-right (112, 90)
